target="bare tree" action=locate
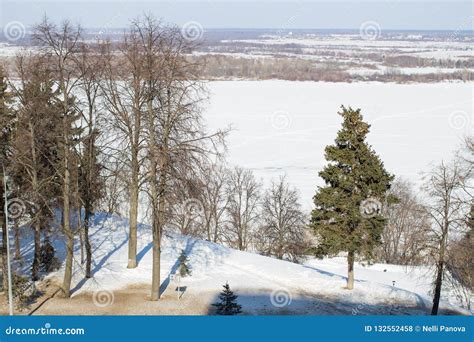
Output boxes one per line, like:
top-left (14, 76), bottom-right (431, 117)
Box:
top-left (167, 173), bottom-right (206, 238)
top-left (166, 162), bottom-right (231, 242)
top-left (75, 42), bottom-right (105, 277)
top-left (444, 136), bottom-right (474, 310)
top-left (256, 176), bottom-right (309, 262)
top-left (132, 16), bottom-right (226, 300)
top-left (98, 160), bottom-right (128, 216)
top-left (423, 160), bottom-right (469, 315)
top-left (379, 178), bottom-right (431, 265)
top-left (101, 33), bottom-right (147, 269)
top-left (199, 163), bottom-right (230, 243)
top-left (224, 167), bottom-right (261, 251)
top-left (445, 224), bottom-right (473, 310)
top-left (34, 17), bottom-right (83, 297)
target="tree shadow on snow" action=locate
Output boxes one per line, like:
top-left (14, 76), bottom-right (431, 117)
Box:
top-left (204, 289), bottom-right (460, 316)
top-left (136, 242), bottom-right (153, 264)
top-left (158, 239), bottom-right (197, 297)
top-left (303, 265), bottom-right (430, 311)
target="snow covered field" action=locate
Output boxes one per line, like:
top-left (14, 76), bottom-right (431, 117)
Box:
top-left (11, 214), bottom-right (470, 315)
top-left (204, 81), bottom-right (473, 210)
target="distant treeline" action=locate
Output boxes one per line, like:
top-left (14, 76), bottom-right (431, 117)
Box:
top-left (194, 54), bottom-right (473, 82)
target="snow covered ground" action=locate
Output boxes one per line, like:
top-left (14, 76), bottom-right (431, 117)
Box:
top-left (204, 81), bottom-right (473, 210)
top-left (13, 213), bottom-right (471, 315)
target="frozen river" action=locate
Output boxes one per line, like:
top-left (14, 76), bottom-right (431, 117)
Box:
top-left (205, 80), bottom-right (473, 210)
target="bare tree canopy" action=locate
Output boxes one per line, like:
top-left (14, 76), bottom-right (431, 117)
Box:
top-left (256, 176), bottom-right (309, 263)
top-left (378, 178), bottom-right (431, 266)
top-left (423, 159), bottom-right (471, 315)
top-left (224, 166), bottom-right (261, 251)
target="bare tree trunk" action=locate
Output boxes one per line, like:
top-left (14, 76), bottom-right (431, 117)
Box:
top-left (62, 151), bottom-right (74, 298)
top-left (206, 219), bottom-right (211, 241)
top-left (127, 210), bottom-right (138, 257)
top-left (150, 80), bottom-right (166, 300)
top-left (78, 210), bottom-right (84, 265)
top-left (213, 222), bottom-right (219, 243)
top-left (431, 259), bottom-right (444, 315)
top-left (31, 221), bottom-right (41, 281)
top-left (347, 250), bottom-right (355, 290)
top-left (0, 174), bottom-right (7, 291)
top-left (1, 226), bottom-right (6, 292)
top-left (84, 203), bottom-right (92, 278)
top-left (150, 160), bottom-right (164, 301)
top-left (29, 126), bottom-right (41, 281)
top-left (151, 222), bottom-right (161, 301)
top-left (76, 204), bottom-right (83, 265)
top-left (13, 221), bottom-right (21, 261)
top-left (127, 155), bottom-right (139, 269)
top-left (431, 229), bottom-right (447, 315)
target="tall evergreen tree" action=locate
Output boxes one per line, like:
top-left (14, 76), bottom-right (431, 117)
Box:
top-left (310, 106), bottom-right (394, 289)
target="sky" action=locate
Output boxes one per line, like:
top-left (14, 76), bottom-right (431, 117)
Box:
top-left (0, 0), bottom-right (473, 30)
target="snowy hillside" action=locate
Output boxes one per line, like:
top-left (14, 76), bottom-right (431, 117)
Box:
top-left (13, 213), bottom-right (470, 316)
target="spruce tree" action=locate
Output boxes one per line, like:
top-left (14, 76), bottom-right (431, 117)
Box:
top-left (10, 56), bottom-right (62, 280)
top-left (177, 249), bottom-right (192, 277)
top-left (212, 282), bottom-right (242, 315)
top-left (310, 106), bottom-right (394, 289)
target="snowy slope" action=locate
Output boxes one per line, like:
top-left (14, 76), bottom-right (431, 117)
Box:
top-left (14, 213), bottom-right (470, 315)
